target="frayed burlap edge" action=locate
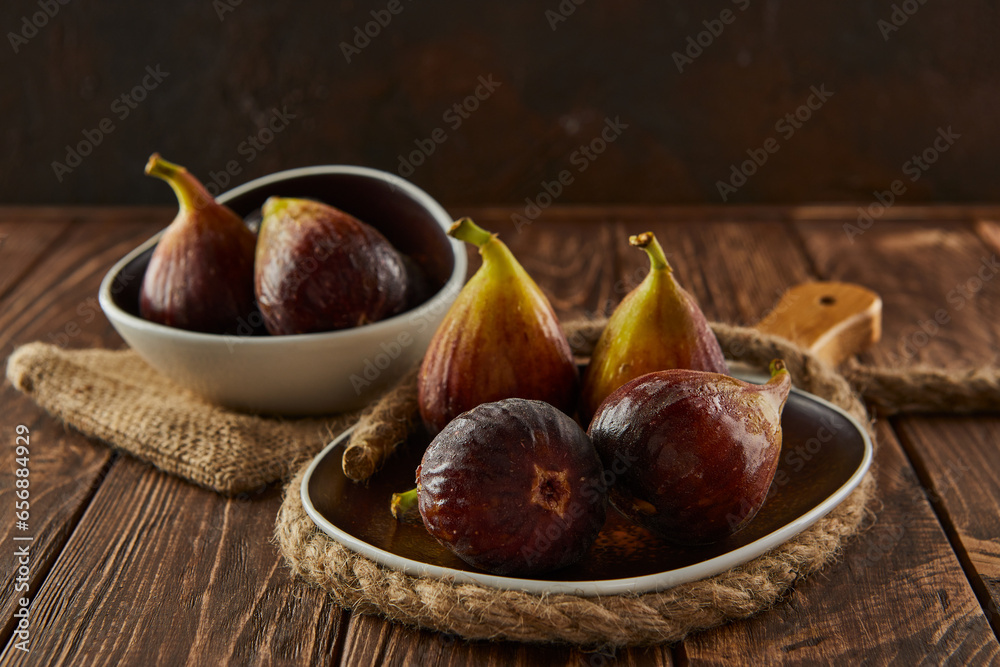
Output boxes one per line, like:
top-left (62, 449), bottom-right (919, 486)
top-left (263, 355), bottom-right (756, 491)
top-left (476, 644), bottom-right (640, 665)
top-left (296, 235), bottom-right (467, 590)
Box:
top-left (275, 321), bottom-right (879, 647)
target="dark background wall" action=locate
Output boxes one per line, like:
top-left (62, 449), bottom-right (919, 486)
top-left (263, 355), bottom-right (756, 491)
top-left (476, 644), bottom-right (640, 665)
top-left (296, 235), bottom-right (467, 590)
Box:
top-left (2, 1), bottom-right (998, 206)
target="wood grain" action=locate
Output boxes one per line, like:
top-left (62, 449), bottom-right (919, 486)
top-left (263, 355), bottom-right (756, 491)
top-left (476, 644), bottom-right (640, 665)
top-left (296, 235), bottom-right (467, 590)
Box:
top-left (0, 219), bottom-right (71, 300)
top-left (0, 217), bottom-right (132, 654)
top-left (0, 217), bottom-right (346, 664)
top-left (798, 217), bottom-right (1000, 644)
top-left (893, 416), bottom-right (1000, 637)
top-left (0, 457), bottom-right (345, 666)
top-left (1, 208), bottom-right (998, 664)
top-left (339, 613), bottom-right (623, 667)
top-left (647, 220), bottom-right (999, 663)
top-left (683, 421), bottom-right (1000, 665)
top-left (755, 282), bottom-right (882, 365)
top-left (5, 3), bottom-right (1000, 207)
top-left (796, 220), bottom-right (1000, 372)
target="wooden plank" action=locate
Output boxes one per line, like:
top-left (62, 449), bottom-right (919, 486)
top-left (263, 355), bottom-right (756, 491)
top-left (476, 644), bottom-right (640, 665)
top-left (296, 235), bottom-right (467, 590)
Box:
top-left (799, 219), bottom-right (1000, 642)
top-left (0, 218), bottom-right (160, 652)
top-left (682, 421), bottom-right (1000, 664)
top-left (656, 220), bottom-right (1000, 662)
top-left (0, 219), bottom-right (165, 359)
top-left (339, 614), bottom-right (614, 667)
top-left (0, 216), bottom-right (348, 663)
top-left (0, 219), bottom-right (71, 300)
top-left (450, 204), bottom-right (1000, 225)
top-left (797, 220), bottom-right (999, 371)
top-left (2, 210), bottom-right (996, 664)
top-left (0, 457), bottom-right (346, 665)
top-left (893, 417), bottom-right (1000, 636)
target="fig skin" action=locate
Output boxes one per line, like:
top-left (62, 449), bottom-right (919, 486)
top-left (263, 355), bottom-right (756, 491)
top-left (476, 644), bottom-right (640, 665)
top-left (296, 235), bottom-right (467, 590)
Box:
top-left (254, 197), bottom-right (409, 335)
top-left (418, 218), bottom-right (578, 434)
top-left (581, 232), bottom-right (728, 423)
top-left (140, 154), bottom-right (258, 334)
top-left (416, 399), bottom-right (607, 576)
top-left (588, 362), bottom-right (791, 545)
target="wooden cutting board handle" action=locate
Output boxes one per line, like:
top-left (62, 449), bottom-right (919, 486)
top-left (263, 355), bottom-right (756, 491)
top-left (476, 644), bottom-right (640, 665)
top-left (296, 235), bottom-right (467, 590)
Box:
top-left (754, 282), bottom-right (882, 366)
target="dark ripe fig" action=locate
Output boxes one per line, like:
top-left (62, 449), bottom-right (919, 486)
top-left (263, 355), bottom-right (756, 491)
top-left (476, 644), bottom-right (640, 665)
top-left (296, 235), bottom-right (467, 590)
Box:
top-left (580, 231), bottom-right (728, 423)
top-left (588, 361), bottom-right (792, 545)
top-left (418, 218), bottom-right (578, 434)
top-left (409, 398), bottom-right (607, 576)
top-left (254, 197), bottom-right (409, 335)
top-left (139, 154), bottom-right (258, 334)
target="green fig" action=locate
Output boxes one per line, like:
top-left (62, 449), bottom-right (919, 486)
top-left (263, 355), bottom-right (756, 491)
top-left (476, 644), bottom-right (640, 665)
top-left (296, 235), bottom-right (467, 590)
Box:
top-left (140, 154), bottom-right (258, 334)
top-left (254, 197), bottom-right (409, 335)
top-left (580, 231), bottom-right (728, 422)
top-left (588, 360), bottom-right (792, 545)
top-left (418, 218), bottom-right (578, 434)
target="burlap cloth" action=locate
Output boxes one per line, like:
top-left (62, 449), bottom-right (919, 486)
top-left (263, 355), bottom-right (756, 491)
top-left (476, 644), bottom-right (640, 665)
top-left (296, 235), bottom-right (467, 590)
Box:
top-left (4, 343), bottom-right (359, 494)
top-left (7, 319), bottom-right (1000, 646)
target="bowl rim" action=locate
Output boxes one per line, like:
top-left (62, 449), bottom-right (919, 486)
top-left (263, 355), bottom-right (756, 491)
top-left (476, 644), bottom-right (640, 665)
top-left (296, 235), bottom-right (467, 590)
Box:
top-left (98, 164), bottom-right (467, 345)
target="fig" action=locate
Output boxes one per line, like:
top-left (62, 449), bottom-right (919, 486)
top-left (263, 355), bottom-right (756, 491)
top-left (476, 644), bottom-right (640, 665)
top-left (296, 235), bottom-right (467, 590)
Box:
top-left (588, 361), bottom-right (792, 545)
top-left (398, 398), bottom-right (606, 576)
top-left (254, 197), bottom-right (409, 335)
top-left (418, 218), bottom-right (578, 434)
top-left (580, 231), bottom-right (728, 422)
top-left (139, 154), bottom-right (258, 334)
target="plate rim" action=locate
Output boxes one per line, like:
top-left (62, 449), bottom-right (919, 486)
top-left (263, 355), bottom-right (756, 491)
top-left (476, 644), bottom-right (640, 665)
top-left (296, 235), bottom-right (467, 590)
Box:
top-left (300, 380), bottom-right (873, 597)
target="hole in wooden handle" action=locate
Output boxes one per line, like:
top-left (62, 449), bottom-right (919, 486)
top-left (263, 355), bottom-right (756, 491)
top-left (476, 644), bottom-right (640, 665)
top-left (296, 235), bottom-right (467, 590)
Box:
top-left (819, 295), bottom-right (836, 306)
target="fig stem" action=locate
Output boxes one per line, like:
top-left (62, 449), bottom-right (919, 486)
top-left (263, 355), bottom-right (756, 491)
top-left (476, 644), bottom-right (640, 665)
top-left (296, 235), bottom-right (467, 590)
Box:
top-left (145, 153), bottom-right (212, 211)
top-left (390, 487), bottom-right (420, 521)
top-left (629, 231), bottom-right (672, 272)
top-left (769, 358), bottom-right (787, 377)
top-left (449, 217), bottom-right (495, 249)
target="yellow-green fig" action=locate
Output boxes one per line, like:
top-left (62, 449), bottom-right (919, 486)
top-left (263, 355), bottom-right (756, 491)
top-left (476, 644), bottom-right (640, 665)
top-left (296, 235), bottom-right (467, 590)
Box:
top-left (580, 231), bottom-right (728, 422)
top-left (418, 218), bottom-right (578, 434)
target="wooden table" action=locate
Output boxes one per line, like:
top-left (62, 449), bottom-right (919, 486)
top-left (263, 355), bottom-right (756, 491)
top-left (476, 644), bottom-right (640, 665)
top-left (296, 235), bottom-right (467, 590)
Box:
top-left (2, 205), bottom-right (999, 665)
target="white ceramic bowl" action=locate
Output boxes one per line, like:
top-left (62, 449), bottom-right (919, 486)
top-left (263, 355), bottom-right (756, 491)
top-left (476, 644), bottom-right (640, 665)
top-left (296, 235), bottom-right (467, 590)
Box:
top-left (99, 165), bottom-right (466, 415)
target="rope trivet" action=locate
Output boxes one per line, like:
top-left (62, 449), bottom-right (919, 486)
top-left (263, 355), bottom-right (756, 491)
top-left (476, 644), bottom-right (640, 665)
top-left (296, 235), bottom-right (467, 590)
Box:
top-left (276, 320), bottom-right (890, 647)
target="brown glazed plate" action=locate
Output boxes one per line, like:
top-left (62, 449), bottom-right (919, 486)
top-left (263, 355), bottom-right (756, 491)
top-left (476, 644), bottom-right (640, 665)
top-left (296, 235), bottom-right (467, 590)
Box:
top-left (301, 370), bottom-right (873, 596)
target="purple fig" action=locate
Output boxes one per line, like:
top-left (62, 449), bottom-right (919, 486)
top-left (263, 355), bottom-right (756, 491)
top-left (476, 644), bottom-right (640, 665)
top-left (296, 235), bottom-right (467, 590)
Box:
top-left (395, 398), bottom-right (606, 576)
top-left (588, 361), bottom-right (792, 545)
top-left (581, 231), bottom-right (728, 422)
top-left (254, 197), bottom-right (409, 335)
top-left (139, 154), bottom-right (258, 334)
top-left (417, 218), bottom-right (578, 434)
